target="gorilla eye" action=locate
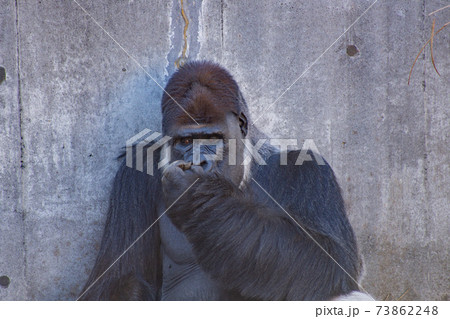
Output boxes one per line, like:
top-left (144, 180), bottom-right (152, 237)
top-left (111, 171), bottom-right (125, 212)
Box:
top-left (180, 137), bottom-right (193, 145)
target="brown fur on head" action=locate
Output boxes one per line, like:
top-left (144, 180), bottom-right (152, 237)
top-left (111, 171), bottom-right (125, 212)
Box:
top-left (161, 61), bottom-right (245, 134)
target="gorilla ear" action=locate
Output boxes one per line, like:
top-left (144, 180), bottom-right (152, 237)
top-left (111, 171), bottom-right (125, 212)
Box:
top-left (238, 112), bottom-right (248, 137)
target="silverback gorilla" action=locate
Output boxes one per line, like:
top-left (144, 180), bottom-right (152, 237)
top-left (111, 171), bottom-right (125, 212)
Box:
top-left (79, 61), bottom-right (367, 301)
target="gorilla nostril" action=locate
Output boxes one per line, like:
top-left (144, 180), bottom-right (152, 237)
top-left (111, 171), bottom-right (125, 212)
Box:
top-left (200, 160), bottom-right (213, 172)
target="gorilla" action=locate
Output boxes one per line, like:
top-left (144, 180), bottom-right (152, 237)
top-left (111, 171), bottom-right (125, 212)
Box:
top-left (79, 61), bottom-right (367, 301)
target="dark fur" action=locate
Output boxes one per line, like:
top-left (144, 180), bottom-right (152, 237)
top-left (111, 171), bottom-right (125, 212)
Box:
top-left (166, 151), bottom-right (359, 300)
top-left (79, 61), bottom-right (360, 300)
top-left (79, 148), bottom-right (162, 300)
top-left (161, 61), bottom-right (243, 131)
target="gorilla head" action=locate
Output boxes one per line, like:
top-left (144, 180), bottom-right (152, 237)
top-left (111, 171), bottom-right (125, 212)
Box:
top-left (161, 61), bottom-right (250, 186)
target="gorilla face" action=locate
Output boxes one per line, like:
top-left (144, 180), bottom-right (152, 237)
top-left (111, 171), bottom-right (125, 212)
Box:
top-left (166, 112), bottom-right (247, 187)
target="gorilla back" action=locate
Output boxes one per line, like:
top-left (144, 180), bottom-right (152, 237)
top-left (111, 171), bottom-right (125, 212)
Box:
top-left (79, 61), bottom-right (362, 301)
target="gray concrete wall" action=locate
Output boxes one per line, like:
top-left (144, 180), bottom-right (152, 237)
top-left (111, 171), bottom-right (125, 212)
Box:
top-left (0, 0), bottom-right (448, 300)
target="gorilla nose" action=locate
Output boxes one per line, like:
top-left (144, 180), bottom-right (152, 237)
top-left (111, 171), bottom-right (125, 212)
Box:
top-left (200, 159), bottom-right (214, 172)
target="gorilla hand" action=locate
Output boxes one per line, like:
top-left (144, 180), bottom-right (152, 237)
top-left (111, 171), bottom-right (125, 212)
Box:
top-left (161, 160), bottom-right (203, 204)
top-left (161, 160), bottom-right (207, 228)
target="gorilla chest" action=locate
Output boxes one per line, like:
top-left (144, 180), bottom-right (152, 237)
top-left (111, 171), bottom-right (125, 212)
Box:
top-left (158, 213), bottom-right (225, 300)
top-left (159, 213), bottom-right (196, 262)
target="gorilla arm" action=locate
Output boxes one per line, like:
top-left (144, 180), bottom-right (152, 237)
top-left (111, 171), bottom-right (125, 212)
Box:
top-left (163, 151), bottom-right (360, 301)
top-left (79, 158), bottom-right (162, 300)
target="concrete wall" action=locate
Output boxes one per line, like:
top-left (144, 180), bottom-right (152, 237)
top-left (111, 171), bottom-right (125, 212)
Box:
top-left (0, 0), bottom-right (448, 300)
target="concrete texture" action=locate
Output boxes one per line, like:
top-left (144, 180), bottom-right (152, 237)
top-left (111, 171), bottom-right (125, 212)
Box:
top-left (0, 0), bottom-right (448, 300)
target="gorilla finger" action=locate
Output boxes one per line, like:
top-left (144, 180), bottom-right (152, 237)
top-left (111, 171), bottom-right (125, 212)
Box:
top-left (190, 165), bottom-right (205, 176)
top-left (162, 165), bottom-right (185, 181)
top-left (178, 161), bottom-right (193, 171)
top-left (163, 160), bottom-right (185, 170)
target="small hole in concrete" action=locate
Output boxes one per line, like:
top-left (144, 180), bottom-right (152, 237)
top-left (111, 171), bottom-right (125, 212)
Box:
top-left (0, 276), bottom-right (10, 288)
top-left (0, 66), bottom-right (6, 85)
top-left (122, 68), bottom-right (126, 72)
top-left (346, 45), bottom-right (359, 57)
